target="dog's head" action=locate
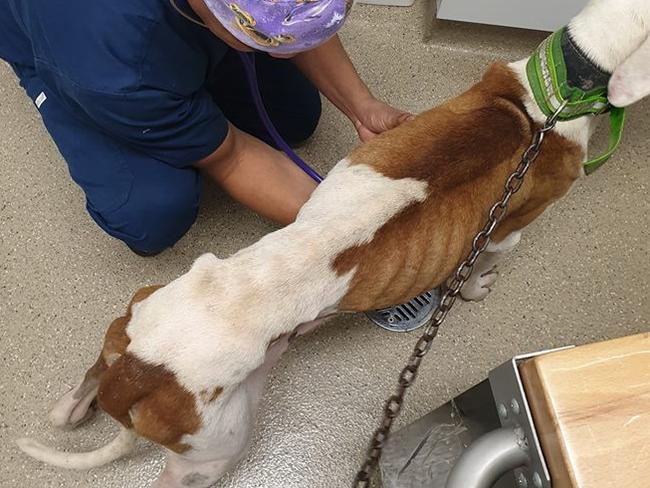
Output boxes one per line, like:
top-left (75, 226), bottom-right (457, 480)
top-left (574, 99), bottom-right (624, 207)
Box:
top-left (570, 0), bottom-right (650, 107)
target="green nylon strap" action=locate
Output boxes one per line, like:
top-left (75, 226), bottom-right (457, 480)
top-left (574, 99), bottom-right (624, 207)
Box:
top-left (583, 106), bottom-right (626, 175)
top-left (526, 27), bottom-right (626, 173)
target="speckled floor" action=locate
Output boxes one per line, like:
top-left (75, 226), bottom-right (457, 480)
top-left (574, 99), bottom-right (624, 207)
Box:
top-left (1, 3), bottom-right (648, 488)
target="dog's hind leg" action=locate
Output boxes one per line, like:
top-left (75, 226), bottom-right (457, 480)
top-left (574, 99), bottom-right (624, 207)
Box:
top-left (153, 451), bottom-right (241, 488)
top-left (150, 341), bottom-right (284, 488)
top-left (49, 356), bottom-right (106, 429)
top-left (460, 231), bottom-right (521, 301)
top-left (50, 285), bottom-right (164, 429)
top-left (49, 319), bottom-right (125, 429)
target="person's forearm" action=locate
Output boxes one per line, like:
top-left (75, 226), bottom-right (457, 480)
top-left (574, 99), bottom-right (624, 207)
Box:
top-left (293, 35), bottom-right (373, 122)
top-left (195, 126), bottom-right (317, 225)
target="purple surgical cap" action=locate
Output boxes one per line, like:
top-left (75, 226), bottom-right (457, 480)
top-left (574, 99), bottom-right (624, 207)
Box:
top-left (204, 0), bottom-right (353, 54)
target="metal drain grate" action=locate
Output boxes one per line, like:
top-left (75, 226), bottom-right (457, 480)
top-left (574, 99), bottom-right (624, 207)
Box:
top-left (365, 288), bottom-right (442, 332)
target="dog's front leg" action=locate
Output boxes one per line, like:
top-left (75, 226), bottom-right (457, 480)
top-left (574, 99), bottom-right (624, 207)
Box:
top-left (460, 231), bottom-right (521, 301)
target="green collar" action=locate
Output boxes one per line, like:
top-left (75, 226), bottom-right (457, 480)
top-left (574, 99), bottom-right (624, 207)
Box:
top-left (526, 27), bottom-right (626, 174)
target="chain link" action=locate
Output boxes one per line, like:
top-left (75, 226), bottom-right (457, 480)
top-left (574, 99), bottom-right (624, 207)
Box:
top-left (352, 102), bottom-right (568, 487)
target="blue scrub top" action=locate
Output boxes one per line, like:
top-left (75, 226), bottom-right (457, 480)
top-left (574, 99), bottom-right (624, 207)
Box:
top-left (0, 0), bottom-right (229, 167)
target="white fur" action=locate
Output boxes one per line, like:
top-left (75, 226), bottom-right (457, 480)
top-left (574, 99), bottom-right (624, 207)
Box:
top-left (113, 160), bottom-right (427, 486)
top-left (509, 58), bottom-right (594, 154)
top-left (49, 381), bottom-right (99, 429)
top-left (461, 231), bottom-right (521, 301)
top-left (17, 2), bottom-right (650, 486)
top-left (510, 0), bottom-right (650, 157)
top-left (125, 160), bottom-right (428, 392)
top-left (609, 36), bottom-right (650, 107)
top-left (571, 0), bottom-right (650, 107)
top-left (16, 428), bottom-right (135, 470)
top-left (486, 230), bottom-right (521, 253)
top-left (569, 0), bottom-right (650, 73)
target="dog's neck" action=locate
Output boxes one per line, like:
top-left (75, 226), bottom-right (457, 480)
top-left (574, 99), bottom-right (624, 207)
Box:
top-left (509, 58), bottom-right (593, 154)
top-left (510, 0), bottom-right (648, 156)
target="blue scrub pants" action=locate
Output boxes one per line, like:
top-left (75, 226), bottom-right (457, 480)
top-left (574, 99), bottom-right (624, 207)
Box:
top-left (8, 50), bottom-right (322, 254)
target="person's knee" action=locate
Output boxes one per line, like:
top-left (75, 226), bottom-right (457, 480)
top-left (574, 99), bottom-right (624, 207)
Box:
top-left (90, 172), bottom-right (201, 254)
top-left (130, 190), bottom-right (199, 254)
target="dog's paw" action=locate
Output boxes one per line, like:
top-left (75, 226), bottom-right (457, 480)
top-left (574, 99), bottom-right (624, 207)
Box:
top-left (461, 268), bottom-right (498, 301)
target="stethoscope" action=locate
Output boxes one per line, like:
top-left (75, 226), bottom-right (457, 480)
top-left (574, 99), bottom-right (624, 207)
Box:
top-left (167, 0), bottom-right (323, 182)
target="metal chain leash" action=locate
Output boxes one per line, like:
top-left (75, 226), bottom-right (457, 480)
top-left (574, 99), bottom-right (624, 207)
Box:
top-left (353, 101), bottom-right (568, 487)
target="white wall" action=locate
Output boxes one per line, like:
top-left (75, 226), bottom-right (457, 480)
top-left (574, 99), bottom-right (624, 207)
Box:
top-left (436, 0), bottom-right (589, 31)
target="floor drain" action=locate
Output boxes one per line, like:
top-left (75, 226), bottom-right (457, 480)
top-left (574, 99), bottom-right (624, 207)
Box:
top-left (365, 288), bottom-right (442, 332)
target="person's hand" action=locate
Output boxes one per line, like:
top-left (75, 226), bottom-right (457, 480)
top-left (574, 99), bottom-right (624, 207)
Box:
top-left (352, 97), bottom-right (414, 142)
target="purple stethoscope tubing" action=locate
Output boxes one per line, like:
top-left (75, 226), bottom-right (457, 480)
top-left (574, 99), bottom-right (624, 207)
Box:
top-left (238, 51), bottom-right (324, 184)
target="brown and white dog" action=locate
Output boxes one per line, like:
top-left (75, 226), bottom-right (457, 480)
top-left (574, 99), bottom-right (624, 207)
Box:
top-left (17, 1), bottom-right (650, 486)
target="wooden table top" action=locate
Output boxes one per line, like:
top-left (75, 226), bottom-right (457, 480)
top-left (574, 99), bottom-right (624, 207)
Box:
top-left (519, 332), bottom-right (650, 488)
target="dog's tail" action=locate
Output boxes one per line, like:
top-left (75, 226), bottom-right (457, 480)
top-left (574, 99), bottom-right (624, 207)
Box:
top-left (16, 427), bottom-right (136, 470)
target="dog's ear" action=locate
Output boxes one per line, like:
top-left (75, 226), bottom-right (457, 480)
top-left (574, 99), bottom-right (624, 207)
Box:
top-left (609, 36), bottom-right (650, 107)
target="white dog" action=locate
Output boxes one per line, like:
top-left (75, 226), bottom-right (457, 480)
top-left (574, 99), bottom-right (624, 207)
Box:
top-left (17, 1), bottom-right (650, 486)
